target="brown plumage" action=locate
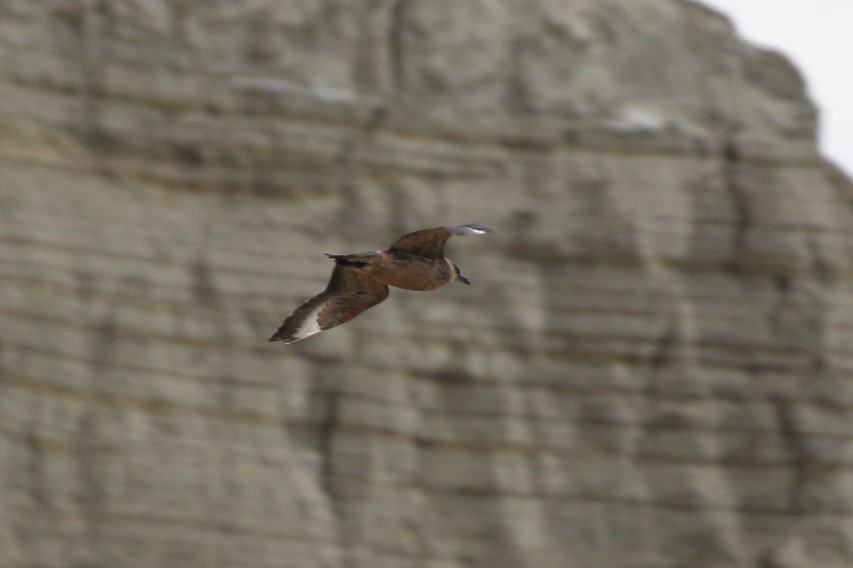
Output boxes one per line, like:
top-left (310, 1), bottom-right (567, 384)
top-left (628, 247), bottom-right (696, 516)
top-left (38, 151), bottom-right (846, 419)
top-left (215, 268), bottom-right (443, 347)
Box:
top-left (269, 223), bottom-right (493, 344)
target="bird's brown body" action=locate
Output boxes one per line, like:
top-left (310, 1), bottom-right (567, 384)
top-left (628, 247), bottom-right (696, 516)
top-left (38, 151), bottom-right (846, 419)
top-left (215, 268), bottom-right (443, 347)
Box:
top-left (330, 251), bottom-right (454, 291)
top-left (269, 224), bottom-right (492, 344)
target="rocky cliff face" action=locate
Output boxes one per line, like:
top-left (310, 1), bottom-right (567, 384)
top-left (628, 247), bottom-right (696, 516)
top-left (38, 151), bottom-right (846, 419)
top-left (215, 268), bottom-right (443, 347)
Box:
top-left (1, 1), bottom-right (851, 567)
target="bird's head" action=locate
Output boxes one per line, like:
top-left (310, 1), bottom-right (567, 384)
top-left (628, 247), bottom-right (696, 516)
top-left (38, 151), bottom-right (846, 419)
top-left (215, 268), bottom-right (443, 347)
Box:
top-left (453, 263), bottom-right (470, 285)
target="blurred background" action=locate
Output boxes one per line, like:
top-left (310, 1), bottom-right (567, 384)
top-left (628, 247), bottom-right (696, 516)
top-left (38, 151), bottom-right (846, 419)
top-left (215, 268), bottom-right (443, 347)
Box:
top-left (0, 1), bottom-right (851, 567)
top-left (702, 0), bottom-right (853, 178)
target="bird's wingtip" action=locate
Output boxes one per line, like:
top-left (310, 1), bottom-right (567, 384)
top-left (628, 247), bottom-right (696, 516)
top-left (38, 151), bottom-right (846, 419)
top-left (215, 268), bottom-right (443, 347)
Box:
top-left (469, 223), bottom-right (494, 233)
top-left (269, 327), bottom-right (293, 342)
top-left (451, 223), bottom-right (494, 236)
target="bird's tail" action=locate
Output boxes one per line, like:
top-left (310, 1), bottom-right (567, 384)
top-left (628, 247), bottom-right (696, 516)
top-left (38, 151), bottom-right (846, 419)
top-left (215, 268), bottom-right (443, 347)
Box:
top-left (324, 252), bottom-right (378, 267)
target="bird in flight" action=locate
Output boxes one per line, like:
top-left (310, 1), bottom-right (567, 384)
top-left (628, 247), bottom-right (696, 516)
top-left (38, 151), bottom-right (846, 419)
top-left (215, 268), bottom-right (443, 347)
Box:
top-left (269, 223), bottom-right (493, 344)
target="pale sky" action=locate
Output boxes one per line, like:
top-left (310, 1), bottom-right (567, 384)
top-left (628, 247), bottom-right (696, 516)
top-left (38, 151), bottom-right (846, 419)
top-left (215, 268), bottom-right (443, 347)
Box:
top-left (700, 0), bottom-right (852, 176)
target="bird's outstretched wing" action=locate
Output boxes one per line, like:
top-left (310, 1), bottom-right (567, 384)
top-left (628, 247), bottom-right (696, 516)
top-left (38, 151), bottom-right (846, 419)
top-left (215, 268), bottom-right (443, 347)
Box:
top-left (269, 263), bottom-right (389, 344)
top-left (389, 223), bottom-right (493, 258)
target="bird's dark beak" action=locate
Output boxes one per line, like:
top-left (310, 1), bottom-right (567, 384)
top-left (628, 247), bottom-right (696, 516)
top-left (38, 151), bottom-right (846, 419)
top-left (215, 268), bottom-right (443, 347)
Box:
top-left (457, 272), bottom-right (471, 286)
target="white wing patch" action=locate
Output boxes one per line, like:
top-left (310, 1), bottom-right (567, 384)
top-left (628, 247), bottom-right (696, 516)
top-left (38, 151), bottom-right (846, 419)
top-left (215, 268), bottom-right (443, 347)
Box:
top-left (289, 302), bottom-right (326, 343)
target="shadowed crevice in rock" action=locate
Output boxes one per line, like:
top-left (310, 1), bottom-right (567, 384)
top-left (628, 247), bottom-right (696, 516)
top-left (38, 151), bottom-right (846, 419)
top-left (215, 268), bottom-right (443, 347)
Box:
top-left (23, 427), bottom-right (49, 507)
top-left (317, 387), bottom-right (342, 507)
top-left (389, 0), bottom-right (409, 94)
top-left (75, 411), bottom-right (109, 561)
top-left (336, 104), bottom-right (387, 168)
top-left (311, 375), bottom-right (359, 568)
top-left (90, 315), bottom-right (117, 375)
top-left (805, 234), bottom-right (834, 284)
top-left (770, 398), bottom-right (809, 513)
top-left (190, 255), bottom-right (220, 308)
top-left (721, 139), bottom-right (752, 267)
top-left (52, 2), bottom-right (114, 147)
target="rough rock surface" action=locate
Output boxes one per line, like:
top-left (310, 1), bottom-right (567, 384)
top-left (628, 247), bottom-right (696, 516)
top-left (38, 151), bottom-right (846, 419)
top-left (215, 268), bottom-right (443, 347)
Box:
top-left (1, 1), bottom-right (851, 567)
